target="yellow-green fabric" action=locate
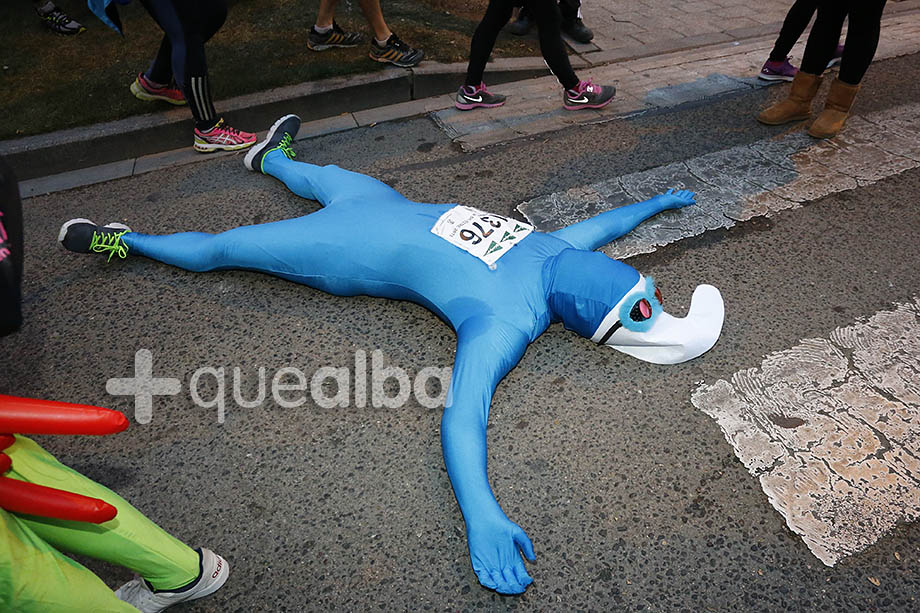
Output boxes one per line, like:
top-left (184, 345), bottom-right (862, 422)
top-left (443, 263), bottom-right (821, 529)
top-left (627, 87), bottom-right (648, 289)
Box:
top-left (0, 507), bottom-right (138, 612)
top-left (4, 435), bottom-right (199, 590)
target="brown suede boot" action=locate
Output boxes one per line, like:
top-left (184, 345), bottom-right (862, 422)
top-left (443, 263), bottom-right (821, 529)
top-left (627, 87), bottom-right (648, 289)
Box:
top-left (808, 78), bottom-right (860, 139)
top-left (756, 71), bottom-right (822, 125)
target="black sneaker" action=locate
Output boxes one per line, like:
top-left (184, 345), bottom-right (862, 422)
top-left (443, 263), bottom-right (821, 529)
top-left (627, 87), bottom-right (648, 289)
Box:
top-left (244, 114), bottom-right (301, 173)
top-left (307, 20), bottom-right (363, 51)
top-left (563, 79), bottom-right (616, 110)
top-left (36, 2), bottom-right (85, 35)
top-left (562, 18), bottom-right (594, 44)
top-left (455, 83), bottom-right (506, 111)
top-left (507, 10), bottom-right (533, 36)
top-left (369, 34), bottom-right (424, 68)
top-left (58, 219), bottom-right (131, 261)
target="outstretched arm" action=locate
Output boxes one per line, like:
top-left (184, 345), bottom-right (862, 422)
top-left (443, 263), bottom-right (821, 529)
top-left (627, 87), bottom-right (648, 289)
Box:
top-left (550, 189), bottom-right (696, 251)
top-left (442, 316), bottom-right (535, 595)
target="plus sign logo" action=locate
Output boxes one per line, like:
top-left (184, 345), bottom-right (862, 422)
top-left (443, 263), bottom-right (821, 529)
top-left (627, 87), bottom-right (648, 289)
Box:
top-left (106, 349), bottom-right (181, 424)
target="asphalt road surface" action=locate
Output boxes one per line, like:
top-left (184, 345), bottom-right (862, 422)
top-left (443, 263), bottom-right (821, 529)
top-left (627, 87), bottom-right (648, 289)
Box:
top-left (3, 52), bottom-right (919, 612)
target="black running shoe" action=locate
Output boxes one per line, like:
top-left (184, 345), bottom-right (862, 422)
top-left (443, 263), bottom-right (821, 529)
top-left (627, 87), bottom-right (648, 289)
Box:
top-left (455, 83), bottom-right (506, 111)
top-left (58, 219), bottom-right (131, 261)
top-left (307, 21), bottom-right (363, 51)
top-left (562, 18), bottom-right (594, 44)
top-left (244, 114), bottom-right (301, 174)
top-left (369, 34), bottom-right (424, 68)
top-left (36, 3), bottom-right (85, 35)
top-left (563, 79), bottom-right (616, 111)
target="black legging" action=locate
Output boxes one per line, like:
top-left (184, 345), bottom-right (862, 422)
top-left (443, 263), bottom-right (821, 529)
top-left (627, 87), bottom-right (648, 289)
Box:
top-left (800, 0), bottom-right (887, 84)
top-left (520, 0), bottom-right (582, 25)
top-left (0, 156), bottom-right (23, 337)
top-left (768, 0), bottom-right (818, 62)
top-left (465, 0), bottom-right (579, 90)
top-left (139, 0), bottom-right (227, 130)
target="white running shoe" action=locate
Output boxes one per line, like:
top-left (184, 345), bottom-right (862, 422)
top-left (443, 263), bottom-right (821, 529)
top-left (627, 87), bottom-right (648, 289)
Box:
top-left (115, 548), bottom-right (229, 613)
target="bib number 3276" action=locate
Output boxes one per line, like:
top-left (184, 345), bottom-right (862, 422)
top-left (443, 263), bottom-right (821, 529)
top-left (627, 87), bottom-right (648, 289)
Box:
top-left (431, 206), bottom-right (533, 268)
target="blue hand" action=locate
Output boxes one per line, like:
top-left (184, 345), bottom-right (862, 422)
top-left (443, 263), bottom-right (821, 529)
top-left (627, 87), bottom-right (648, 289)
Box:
top-left (655, 188), bottom-right (696, 209)
top-left (467, 515), bottom-right (536, 594)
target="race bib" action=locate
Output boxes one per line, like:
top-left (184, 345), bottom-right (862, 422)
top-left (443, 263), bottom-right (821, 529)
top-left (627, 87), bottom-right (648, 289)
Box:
top-left (431, 206), bottom-right (533, 268)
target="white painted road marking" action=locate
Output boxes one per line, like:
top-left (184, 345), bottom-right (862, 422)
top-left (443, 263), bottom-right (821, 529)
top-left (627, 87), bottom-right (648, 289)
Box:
top-left (518, 102), bottom-right (920, 260)
top-left (691, 298), bottom-right (920, 566)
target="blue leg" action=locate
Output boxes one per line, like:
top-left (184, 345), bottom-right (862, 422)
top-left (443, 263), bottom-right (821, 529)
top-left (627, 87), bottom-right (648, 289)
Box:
top-left (122, 232), bottom-right (225, 272)
top-left (261, 150), bottom-right (408, 208)
top-left (549, 189), bottom-right (696, 251)
top-left (122, 217), bottom-right (321, 276)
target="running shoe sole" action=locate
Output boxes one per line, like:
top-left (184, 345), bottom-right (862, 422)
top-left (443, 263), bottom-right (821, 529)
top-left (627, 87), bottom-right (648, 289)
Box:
top-left (369, 52), bottom-right (423, 68)
top-left (194, 140), bottom-right (256, 153)
top-left (130, 79), bottom-right (187, 105)
top-left (563, 101), bottom-right (614, 110)
top-left (307, 27), bottom-right (362, 51)
top-left (455, 100), bottom-right (506, 111)
top-left (758, 73), bottom-right (795, 82)
top-left (307, 41), bottom-right (360, 51)
top-left (563, 93), bottom-right (616, 111)
top-left (244, 114), bottom-right (301, 172)
top-left (46, 25), bottom-right (85, 35)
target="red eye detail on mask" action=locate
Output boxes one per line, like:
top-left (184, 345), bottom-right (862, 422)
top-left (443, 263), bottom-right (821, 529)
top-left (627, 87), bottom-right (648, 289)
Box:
top-left (639, 298), bottom-right (652, 318)
top-left (654, 286), bottom-right (663, 305)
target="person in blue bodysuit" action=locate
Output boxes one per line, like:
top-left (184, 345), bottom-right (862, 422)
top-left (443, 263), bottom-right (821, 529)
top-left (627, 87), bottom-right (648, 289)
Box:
top-left (58, 115), bottom-right (725, 595)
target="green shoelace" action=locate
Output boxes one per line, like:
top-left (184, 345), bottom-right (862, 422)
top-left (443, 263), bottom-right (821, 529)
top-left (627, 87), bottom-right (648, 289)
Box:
top-left (90, 230), bottom-right (129, 261)
top-left (276, 132), bottom-right (296, 160)
top-left (260, 132), bottom-right (297, 173)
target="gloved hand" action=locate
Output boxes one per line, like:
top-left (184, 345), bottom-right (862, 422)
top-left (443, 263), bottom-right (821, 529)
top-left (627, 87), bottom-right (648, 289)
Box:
top-left (654, 188), bottom-right (696, 210)
top-left (467, 513), bottom-right (536, 594)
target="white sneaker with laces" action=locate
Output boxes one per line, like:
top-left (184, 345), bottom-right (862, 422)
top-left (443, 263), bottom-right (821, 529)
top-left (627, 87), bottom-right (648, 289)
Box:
top-left (115, 548), bottom-right (229, 613)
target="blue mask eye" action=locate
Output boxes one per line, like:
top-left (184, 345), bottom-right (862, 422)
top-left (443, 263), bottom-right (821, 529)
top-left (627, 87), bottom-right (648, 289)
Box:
top-left (618, 280), bottom-right (660, 333)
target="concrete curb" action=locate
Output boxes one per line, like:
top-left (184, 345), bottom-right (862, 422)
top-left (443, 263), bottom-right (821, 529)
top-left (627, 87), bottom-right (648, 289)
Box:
top-left (1, 61), bottom-right (555, 182)
top-left (6, 2), bottom-right (920, 186)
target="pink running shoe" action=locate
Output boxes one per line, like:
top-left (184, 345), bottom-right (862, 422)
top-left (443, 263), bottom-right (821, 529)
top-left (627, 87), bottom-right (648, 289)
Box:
top-left (455, 82), bottom-right (506, 110)
top-left (193, 118), bottom-right (257, 153)
top-left (130, 73), bottom-right (186, 105)
top-left (563, 79), bottom-right (615, 110)
top-left (759, 57), bottom-right (798, 82)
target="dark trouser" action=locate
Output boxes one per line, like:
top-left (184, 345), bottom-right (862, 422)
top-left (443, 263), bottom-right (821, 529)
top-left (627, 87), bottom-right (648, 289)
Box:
top-left (557, 0), bottom-right (581, 24)
top-left (521, 0), bottom-right (581, 25)
top-left (768, 0), bottom-right (818, 62)
top-left (800, 0), bottom-right (887, 84)
top-left (466, 0), bottom-right (579, 90)
top-left (139, 0), bottom-right (227, 130)
top-left (0, 157), bottom-right (23, 337)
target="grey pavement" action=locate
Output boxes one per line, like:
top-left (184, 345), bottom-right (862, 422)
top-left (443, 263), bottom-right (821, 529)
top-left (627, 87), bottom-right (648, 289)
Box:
top-left (1, 48), bottom-right (919, 611)
top-left (578, 0), bottom-right (916, 56)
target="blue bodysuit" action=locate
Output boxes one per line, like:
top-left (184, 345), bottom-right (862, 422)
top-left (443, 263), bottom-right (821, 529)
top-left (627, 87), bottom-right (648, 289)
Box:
top-left (120, 149), bottom-right (704, 594)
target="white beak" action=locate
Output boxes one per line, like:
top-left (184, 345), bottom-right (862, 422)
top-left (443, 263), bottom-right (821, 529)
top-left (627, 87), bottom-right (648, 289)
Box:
top-left (606, 284), bottom-right (724, 364)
